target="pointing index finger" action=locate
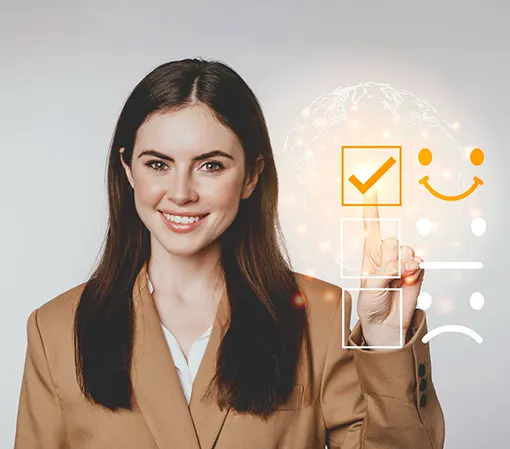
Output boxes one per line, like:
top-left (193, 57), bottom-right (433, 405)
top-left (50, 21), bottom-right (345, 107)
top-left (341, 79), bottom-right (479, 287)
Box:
top-left (362, 188), bottom-right (382, 269)
top-left (363, 188), bottom-right (382, 241)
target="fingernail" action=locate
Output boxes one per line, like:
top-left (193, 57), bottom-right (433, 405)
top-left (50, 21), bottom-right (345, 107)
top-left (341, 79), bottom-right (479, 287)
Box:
top-left (405, 261), bottom-right (419, 271)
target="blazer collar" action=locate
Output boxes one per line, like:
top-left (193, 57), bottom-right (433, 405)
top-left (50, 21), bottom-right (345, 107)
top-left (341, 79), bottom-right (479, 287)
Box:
top-left (131, 261), bottom-right (231, 449)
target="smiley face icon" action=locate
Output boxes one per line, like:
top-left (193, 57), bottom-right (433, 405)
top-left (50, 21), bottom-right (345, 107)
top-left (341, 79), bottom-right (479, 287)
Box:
top-left (418, 147), bottom-right (484, 201)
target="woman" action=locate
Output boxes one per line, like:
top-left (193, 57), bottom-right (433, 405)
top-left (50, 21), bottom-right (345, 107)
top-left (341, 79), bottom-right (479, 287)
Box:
top-left (14, 58), bottom-right (445, 448)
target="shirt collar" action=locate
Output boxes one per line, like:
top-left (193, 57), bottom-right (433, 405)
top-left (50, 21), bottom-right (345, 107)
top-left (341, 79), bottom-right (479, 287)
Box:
top-left (147, 273), bottom-right (154, 294)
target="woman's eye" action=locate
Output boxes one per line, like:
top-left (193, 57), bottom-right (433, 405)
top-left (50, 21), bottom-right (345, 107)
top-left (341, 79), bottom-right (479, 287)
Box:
top-left (144, 160), bottom-right (224, 173)
top-left (202, 161), bottom-right (224, 173)
top-left (146, 160), bottom-right (167, 171)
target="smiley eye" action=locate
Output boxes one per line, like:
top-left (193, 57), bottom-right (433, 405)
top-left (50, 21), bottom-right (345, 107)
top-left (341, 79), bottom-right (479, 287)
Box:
top-left (417, 291), bottom-right (485, 311)
top-left (470, 292), bottom-right (485, 310)
top-left (417, 292), bottom-right (432, 310)
top-left (470, 147), bottom-right (484, 166)
top-left (418, 148), bottom-right (433, 166)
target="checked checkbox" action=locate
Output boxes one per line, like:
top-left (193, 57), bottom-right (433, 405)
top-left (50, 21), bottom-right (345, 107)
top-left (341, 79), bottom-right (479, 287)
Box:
top-left (341, 146), bottom-right (402, 206)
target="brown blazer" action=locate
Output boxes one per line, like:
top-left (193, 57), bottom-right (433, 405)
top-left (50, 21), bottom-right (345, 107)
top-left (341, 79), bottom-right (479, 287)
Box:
top-left (14, 262), bottom-right (445, 448)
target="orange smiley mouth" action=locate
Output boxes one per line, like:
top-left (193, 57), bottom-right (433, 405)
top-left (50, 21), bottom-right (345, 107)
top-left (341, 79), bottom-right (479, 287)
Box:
top-left (419, 176), bottom-right (484, 201)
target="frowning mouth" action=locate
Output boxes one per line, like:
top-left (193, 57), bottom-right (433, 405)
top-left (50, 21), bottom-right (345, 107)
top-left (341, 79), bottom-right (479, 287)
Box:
top-left (422, 325), bottom-right (483, 344)
top-left (419, 176), bottom-right (484, 201)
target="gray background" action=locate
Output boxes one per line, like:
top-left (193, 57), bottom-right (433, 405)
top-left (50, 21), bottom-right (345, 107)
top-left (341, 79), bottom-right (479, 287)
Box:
top-left (2, 1), bottom-right (509, 448)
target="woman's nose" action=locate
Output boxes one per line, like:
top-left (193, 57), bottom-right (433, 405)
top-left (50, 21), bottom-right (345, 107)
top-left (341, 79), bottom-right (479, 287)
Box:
top-left (165, 171), bottom-right (198, 204)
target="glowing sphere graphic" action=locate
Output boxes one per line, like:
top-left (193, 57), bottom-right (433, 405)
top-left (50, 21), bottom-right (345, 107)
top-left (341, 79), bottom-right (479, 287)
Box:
top-left (280, 82), bottom-right (480, 277)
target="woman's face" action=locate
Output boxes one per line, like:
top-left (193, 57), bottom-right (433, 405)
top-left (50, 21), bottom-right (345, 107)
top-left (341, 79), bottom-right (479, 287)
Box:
top-left (120, 104), bottom-right (262, 258)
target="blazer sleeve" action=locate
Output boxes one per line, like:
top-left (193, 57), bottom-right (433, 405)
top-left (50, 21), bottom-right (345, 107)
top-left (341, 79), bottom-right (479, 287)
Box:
top-left (320, 290), bottom-right (445, 449)
top-left (14, 308), bottom-right (69, 449)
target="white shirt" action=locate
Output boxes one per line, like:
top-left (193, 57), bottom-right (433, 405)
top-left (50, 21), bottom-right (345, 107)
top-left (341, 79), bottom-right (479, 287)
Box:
top-left (147, 274), bottom-right (212, 405)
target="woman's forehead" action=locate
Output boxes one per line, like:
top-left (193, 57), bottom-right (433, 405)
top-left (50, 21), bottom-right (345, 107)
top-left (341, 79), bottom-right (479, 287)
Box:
top-left (135, 106), bottom-right (241, 155)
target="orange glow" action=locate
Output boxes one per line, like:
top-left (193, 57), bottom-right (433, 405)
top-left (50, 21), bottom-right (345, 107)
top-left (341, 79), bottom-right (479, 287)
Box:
top-left (324, 290), bottom-right (336, 301)
top-left (403, 276), bottom-right (415, 285)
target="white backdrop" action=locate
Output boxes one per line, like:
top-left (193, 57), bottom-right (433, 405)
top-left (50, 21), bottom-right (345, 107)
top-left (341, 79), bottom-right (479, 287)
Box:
top-left (2, 1), bottom-right (509, 448)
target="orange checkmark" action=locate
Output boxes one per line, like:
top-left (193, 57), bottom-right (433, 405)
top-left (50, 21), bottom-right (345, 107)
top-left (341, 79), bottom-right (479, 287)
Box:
top-left (348, 156), bottom-right (397, 194)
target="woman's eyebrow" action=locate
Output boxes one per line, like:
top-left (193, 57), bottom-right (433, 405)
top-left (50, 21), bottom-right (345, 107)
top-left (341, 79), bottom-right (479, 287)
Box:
top-left (138, 149), bottom-right (235, 162)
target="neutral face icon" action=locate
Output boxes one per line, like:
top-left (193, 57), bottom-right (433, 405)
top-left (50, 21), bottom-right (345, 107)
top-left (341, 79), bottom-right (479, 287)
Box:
top-left (418, 147), bottom-right (484, 201)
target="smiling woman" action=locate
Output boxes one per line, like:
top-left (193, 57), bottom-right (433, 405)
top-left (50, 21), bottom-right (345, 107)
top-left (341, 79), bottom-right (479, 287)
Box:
top-left (14, 58), bottom-right (445, 449)
top-left (118, 105), bottom-right (253, 255)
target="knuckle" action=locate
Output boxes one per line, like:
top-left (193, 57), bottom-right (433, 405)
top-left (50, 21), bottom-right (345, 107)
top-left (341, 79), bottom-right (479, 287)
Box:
top-left (400, 244), bottom-right (415, 257)
top-left (382, 237), bottom-right (399, 249)
top-left (384, 261), bottom-right (399, 273)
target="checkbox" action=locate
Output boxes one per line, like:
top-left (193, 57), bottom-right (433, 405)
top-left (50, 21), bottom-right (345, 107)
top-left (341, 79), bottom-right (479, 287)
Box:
top-left (341, 146), bottom-right (402, 206)
top-left (340, 218), bottom-right (401, 279)
top-left (342, 288), bottom-right (404, 349)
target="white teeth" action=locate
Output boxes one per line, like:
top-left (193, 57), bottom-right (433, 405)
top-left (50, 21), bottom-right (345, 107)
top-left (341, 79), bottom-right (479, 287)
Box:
top-left (162, 213), bottom-right (203, 224)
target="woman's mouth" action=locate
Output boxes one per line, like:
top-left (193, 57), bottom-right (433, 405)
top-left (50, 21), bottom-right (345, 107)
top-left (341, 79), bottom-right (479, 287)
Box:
top-left (160, 211), bottom-right (208, 234)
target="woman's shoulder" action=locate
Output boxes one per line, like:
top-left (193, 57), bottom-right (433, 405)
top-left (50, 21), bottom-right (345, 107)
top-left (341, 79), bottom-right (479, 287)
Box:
top-left (22, 282), bottom-right (89, 396)
top-left (293, 272), bottom-right (344, 329)
top-left (32, 281), bottom-right (87, 337)
top-left (294, 272), bottom-right (343, 308)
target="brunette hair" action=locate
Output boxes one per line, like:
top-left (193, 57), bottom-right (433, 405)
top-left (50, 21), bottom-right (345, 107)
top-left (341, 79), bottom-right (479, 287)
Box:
top-left (74, 58), bottom-right (312, 419)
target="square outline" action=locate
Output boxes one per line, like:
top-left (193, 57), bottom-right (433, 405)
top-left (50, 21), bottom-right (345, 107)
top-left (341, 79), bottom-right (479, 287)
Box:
top-left (341, 145), bottom-right (402, 206)
top-left (340, 218), bottom-right (401, 279)
top-left (342, 288), bottom-right (404, 349)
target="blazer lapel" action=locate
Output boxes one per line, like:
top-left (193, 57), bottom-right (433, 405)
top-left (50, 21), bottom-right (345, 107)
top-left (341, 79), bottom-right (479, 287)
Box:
top-left (188, 281), bottom-right (231, 449)
top-left (132, 262), bottom-right (200, 449)
top-left (131, 261), bottom-right (231, 449)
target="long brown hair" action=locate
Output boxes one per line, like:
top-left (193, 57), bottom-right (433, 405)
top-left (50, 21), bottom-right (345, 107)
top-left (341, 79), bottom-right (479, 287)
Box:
top-left (74, 58), bottom-right (312, 419)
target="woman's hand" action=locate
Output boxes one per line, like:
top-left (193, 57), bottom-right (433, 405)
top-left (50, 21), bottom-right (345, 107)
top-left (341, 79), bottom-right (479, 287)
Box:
top-left (357, 189), bottom-right (425, 349)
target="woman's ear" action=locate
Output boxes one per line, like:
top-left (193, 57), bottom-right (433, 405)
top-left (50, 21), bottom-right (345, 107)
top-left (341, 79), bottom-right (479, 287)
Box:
top-left (241, 156), bottom-right (265, 200)
top-left (119, 148), bottom-right (135, 189)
